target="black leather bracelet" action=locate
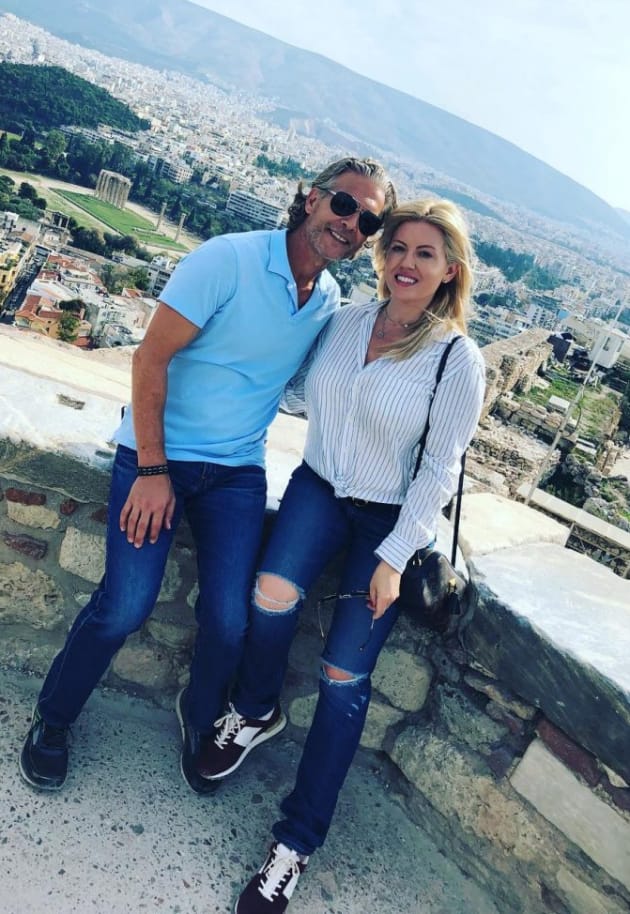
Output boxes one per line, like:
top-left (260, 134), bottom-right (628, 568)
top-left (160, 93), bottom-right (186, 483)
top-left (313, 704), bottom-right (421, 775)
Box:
top-left (137, 464), bottom-right (170, 477)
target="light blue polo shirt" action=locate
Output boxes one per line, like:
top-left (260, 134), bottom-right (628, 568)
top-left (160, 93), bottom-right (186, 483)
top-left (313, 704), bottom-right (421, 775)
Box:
top-left (115, 229), bottom-right (340, 466)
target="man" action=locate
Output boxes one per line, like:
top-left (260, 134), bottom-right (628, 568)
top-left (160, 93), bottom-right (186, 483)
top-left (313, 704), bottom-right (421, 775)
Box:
top-left (19, 156), bottom-right (396, 794)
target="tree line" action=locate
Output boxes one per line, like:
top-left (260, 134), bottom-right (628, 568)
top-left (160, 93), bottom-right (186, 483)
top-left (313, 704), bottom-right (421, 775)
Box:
top-left (0, 63), bottom-right (150, 134)
top-left (0, 128), bottom-right (259, 242)
top-left (474, 240), bottom-right (562, 290)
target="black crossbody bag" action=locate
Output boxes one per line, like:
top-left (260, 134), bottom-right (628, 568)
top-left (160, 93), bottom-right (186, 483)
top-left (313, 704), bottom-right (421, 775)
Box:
top-left (397, 337), bottom-right (468, 635)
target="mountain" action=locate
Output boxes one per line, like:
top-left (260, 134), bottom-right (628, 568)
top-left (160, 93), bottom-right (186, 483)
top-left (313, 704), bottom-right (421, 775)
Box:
top-left (1, 0), bottom-right (627, 239)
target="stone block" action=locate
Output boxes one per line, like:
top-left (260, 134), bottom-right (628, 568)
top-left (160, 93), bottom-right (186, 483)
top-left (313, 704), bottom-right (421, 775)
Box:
top-left (111, 640), bottom-right (174, 691)
top-left (602, 764), bottom-right (629, 789)
top-left (467, 543), bottom-right (630, 782)
top-left (3, 532), bottom-right (47, 560)
top-left (60, 499), bottom-right (78, 516)
top-left (59, 526), bottom-right (181, 600)
top-left (146, 619), bottom-right (193, 651)
top-left (464, 672), bottom-right (536, 719)
top-left (435, 683), bottom-right (507, 751)
top-left (486, 745), bottom-right (520, 780)
top-left (0, 635), bottom-right (59, 674)
top-left (0, 439), bottom-right (113, 503)
top-left (510, 740), bottom-right (630, 891)
top-left (485, 701), bottom-right (528, 736)
top-left (156, 557), bottom-right (182, 603)
top-left (391, 728), bottom-right (548, 864)
top-left (458, 492), bottom-right (569, 558)
top-left (371, 647), bottom-right (433, 711)
top-left (5, 487), bottom-right (46, 505)
top-left (600, 777), bottom-right (630, 813)
top-left (360, 699), bottom-right (405, 750)
top-left (288, 693), bottom-right (317, 730)
top-left (536, 718), bottom-right (600, 787)
top-left (556, 867), bottom-right (628, 914)
top-left (7, 501), bottom-right (60, 530)
top-left (0, 561), bottom-right (63, 629)
top-left (59, 527), bottom-right (105, 582)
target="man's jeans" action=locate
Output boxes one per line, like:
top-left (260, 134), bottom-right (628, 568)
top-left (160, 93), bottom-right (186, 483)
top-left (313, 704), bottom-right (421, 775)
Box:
top-left (39, 444), bottom-right (267, 733)
top-left (233, 461), bottom-right (403, 856)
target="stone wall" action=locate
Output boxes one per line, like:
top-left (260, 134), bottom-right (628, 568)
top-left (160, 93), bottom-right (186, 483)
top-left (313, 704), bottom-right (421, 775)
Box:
top-left (1, 443), bottom-right (629, 914)
top-left (480, 329), bottom-right (552, 418)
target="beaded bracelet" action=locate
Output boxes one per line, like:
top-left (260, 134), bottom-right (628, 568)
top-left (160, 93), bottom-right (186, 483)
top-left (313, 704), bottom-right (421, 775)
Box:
top-left (137, 464), bottom-right (170, 477)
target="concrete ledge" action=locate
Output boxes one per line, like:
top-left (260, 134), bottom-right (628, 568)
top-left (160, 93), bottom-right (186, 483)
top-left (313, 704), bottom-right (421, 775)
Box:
top-left (468, 543), bottom-right (630, 781)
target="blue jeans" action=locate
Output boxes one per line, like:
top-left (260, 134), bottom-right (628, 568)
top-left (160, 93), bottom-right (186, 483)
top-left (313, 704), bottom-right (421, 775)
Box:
top-left (233, 461), bottom-right (402, 856)
top-left (39, 445), bottom-right (267, 733)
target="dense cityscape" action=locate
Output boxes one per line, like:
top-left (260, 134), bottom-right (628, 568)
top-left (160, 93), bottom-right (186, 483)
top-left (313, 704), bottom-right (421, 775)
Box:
top-left (0, 11), bottom-right (629, 358)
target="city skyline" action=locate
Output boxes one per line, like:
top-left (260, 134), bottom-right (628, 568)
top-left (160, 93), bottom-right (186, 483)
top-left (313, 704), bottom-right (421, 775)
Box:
top-left (189, 0), bottom-right (629, 213)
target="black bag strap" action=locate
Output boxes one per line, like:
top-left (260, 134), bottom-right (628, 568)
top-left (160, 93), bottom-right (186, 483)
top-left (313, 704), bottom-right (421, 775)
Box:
top-left (411, 336), bottom-right (466, 567)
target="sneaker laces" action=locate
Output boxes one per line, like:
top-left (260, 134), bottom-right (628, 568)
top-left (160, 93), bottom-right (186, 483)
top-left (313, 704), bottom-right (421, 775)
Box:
top-left (259, 845), bottom-right (302, 902)
top-left (213, 703), bottom-right (246, 749)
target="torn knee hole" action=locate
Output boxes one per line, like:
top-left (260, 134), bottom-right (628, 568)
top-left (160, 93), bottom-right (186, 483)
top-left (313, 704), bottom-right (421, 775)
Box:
top-left (323, 664), bottom-right (356, 682)
top-left (254, 574), bottom-right (299, 612)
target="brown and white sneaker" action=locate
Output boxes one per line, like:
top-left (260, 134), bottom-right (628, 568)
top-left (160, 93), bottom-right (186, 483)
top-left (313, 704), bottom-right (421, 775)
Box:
top-left (235, 842), bottom-right (308, 914)
top-left (197, 702), bottom-right (286, 780)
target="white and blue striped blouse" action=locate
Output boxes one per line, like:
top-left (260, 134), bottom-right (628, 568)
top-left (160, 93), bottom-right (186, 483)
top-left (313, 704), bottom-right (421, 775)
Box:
top-left (283, 299), bottom-right (486, 572)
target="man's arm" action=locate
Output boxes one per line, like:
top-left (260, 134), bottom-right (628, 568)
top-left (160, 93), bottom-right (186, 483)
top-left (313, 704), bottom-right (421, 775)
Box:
top-left (120, 302), bottom-right (200, 548)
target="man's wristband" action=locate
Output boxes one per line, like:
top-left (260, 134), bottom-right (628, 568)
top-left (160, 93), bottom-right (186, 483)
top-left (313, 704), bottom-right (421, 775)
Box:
top-left (137, 464), bottom-right (170, 477)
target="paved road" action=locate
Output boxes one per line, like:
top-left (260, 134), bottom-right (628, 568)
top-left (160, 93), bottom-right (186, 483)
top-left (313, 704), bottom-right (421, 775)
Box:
top-left (0, 669), bottom-right (500, 914)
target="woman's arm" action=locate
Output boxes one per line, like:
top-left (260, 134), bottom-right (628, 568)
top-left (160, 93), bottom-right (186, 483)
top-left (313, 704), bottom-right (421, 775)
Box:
top-left (370, 339), bottom-right (486, 612)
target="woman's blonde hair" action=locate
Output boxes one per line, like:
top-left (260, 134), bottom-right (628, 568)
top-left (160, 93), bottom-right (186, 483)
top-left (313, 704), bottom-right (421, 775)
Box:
top-left (372, 198), bottom-right (474, 359)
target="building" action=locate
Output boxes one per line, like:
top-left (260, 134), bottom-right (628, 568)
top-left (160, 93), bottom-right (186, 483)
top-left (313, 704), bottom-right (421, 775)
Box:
top-left (95, 170), bottom-right (132, 209)
top-left (226, 189), bottom-right (284, 230)
top-left (160, 160), bottom-right (193, 184)
top-left (0, 246), bottom-right (20, 302)
top-left (590, 326), bottom-right (628, 369)
top-left (146, 255), bottom-right (177, 298)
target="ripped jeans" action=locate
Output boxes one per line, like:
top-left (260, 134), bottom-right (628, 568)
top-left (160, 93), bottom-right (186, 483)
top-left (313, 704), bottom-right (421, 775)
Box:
top-left (233, 461), bottom-right (402, 856)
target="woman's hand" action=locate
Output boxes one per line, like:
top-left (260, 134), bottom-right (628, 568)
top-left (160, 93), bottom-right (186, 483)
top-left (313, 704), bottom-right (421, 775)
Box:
top-left (368, 560), bottom-right (402, 620)
top-left (119, 475), bottom-right (176, 548)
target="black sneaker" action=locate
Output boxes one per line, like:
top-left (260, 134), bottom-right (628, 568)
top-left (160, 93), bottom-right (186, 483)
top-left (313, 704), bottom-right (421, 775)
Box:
top-left (197, 702), bottom-right (287, 780)
top-left (19, 706), bottom-right (69, 791)
top-left (175, 687), bottom-right (219, 796)
top-left (235, 842), bottom-right (307, 914)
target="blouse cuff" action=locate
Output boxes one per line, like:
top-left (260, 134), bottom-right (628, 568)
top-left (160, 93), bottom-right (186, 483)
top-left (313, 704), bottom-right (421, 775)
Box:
top-left (375, 531), bottom-right (420, 574)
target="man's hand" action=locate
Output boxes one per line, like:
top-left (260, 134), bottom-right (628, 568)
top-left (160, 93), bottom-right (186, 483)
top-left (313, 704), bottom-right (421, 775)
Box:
top-left (368, 560), bottom-right (402, 620)
top-left (119, 475), bottom-right (176, 548)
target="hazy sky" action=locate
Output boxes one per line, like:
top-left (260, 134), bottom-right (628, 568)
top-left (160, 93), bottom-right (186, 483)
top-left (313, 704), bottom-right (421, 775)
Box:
top-left (188, 0), bottom-right (628, 212)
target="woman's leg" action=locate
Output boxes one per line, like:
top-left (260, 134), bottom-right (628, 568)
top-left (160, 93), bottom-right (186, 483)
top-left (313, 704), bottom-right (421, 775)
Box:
top-left (232, 463), bottom-right (349, 720)
top-left (273, 502), bottom-right (402, 856)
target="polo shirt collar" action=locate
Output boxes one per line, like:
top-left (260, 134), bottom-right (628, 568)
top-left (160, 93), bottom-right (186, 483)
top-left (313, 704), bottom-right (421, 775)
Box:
top-left (268, 229), bottom-right (294, 281)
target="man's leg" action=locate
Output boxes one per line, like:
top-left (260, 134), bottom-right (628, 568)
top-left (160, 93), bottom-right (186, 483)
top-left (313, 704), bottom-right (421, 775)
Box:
top-left (20, 446), bottom-right (184, 790)
top-left (175, 462), bottom-right (267, 793)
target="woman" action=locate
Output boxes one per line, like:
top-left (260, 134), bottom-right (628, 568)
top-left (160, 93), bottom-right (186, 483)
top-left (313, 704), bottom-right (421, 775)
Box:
top-left (200, 199), bottom-right (485, 914)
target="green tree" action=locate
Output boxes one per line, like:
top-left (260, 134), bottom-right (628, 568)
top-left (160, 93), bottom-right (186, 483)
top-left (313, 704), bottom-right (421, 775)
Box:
top-left (57, 312), bottom-right (80, 343)
top-left (40, 129), bottom-right (67, 168)
top-left (18, 181), bottom-right (37, 200)
top-left (59, 298), bottom-right (84, 314)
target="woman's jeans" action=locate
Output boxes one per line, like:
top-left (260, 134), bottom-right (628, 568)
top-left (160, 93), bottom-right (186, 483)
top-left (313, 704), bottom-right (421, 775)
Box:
top-left (39, 444), bottom-right (267, 733)
top-left (233, 461), bottom-right (402, 856)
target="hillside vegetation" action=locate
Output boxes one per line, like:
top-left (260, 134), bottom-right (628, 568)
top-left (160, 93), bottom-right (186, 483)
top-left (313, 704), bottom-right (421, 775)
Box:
top-left (0, 63), bottom-right (150, 133)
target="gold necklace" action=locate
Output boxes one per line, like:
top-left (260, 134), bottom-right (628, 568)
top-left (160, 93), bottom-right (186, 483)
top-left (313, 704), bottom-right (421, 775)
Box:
top-left (375, 304), bottom-right (415, 339)
top-left (384, 304), bottom-right (413, 328)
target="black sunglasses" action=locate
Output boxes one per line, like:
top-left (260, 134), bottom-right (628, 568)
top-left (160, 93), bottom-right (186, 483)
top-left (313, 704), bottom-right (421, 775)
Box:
top-left (319, 188), bottom-right (383, 237)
